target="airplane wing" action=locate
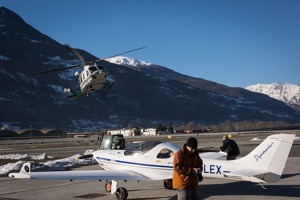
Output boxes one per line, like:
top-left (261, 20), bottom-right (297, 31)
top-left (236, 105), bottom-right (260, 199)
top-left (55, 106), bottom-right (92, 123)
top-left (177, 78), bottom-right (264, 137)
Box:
top-left (200, 151), bottom-right (227, 159)
top-left (9, 162), bottom-right (150, 181)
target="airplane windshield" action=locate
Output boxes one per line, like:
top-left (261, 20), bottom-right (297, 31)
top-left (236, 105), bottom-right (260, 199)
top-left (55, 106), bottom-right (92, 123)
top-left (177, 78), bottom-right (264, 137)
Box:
top-left (124, 141), bottom-right (163, 156)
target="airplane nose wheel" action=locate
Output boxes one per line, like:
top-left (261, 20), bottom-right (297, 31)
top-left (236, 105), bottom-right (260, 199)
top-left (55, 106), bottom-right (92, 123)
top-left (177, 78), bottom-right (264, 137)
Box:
top-left (164, 179), bottom-right (173, 189)
top-left (115, 187), bottom-right (128, 200)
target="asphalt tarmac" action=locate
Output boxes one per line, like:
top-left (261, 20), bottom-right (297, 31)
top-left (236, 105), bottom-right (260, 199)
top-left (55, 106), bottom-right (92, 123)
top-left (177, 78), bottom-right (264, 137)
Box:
top-left (0, 132), bottom-right (299, 200)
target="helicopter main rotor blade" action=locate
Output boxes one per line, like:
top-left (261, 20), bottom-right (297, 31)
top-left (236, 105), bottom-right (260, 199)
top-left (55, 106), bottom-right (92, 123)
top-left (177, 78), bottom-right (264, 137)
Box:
top-left (29, 64), bottom-right (80, 75)
top-left (65, 44), bottom-right (85, 62)
top-left (101, 46), bottom-right (147, 60)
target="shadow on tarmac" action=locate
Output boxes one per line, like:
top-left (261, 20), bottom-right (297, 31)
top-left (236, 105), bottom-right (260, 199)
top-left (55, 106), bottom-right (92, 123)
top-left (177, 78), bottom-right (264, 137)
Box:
top-left (281, 173), bottom-right (300, 179)
top-left (167, 181), bottom-right (300, 200)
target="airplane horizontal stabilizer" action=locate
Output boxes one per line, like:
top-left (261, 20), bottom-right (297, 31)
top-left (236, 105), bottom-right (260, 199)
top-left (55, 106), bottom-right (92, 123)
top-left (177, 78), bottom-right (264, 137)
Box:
top-left (223, 168), bottom-right (269, 183)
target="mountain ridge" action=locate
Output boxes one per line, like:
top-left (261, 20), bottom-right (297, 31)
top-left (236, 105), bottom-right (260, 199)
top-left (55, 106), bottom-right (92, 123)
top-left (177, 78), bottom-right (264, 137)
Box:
top-left (105, 56), bottom-right (246, 98)
top-left (106, 56), bottom-right (300, 113)
top-left (1, 7), bottom-right (299, 130)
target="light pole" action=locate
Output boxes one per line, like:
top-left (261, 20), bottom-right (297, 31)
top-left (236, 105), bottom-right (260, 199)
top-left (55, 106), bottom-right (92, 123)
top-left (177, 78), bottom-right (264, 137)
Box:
top-left (30, 125), bottom-right (32, 139)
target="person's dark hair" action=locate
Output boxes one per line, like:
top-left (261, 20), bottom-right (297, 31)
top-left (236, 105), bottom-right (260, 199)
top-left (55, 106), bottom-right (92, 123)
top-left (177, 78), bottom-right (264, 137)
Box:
top-left (186, 137), bottom-right (198, 148)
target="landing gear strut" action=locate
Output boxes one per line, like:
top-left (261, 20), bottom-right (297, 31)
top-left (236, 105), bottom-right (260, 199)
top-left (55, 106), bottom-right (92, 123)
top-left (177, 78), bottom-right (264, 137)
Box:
top-left (105, 180), bottom-right (128, 200)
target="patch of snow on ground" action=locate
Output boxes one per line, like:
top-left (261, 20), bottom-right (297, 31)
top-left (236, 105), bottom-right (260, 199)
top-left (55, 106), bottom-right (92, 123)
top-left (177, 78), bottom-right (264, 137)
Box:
top-left (0, 153), bottom-right (52, 160)
top-left (0, 150), bottom-right (95, 176)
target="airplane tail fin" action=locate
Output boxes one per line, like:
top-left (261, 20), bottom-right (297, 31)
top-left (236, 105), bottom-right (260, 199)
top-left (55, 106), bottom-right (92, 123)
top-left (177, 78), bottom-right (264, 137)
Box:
top-left (236, 134), bottom-right (295, 183)
top-left (9, 162), bottom-right (31, 179)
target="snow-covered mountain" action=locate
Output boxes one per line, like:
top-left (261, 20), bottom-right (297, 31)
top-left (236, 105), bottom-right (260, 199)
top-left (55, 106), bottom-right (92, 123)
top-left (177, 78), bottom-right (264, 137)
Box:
top-left (105, 56), bottom-right (151, 70)
top-left (246, 83), bottom-right (300, 112)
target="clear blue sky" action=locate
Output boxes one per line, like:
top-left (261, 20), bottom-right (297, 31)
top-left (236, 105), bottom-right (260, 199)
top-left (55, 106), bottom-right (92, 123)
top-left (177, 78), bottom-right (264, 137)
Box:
top-left (2, 0), bottom-right (300, 87)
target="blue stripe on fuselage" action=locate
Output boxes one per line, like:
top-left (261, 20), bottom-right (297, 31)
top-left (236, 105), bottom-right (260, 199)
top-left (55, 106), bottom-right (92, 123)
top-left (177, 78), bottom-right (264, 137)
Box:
top-left (96, 156), bottom-right (173, 169)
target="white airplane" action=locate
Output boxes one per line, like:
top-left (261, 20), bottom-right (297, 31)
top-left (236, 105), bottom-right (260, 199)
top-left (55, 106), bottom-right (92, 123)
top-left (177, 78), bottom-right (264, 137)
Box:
top-left (9, 134), bottom-right (295, 200)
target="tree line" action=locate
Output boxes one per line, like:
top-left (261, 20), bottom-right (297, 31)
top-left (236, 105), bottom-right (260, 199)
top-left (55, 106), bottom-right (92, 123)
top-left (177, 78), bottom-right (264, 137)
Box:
top-left (174, 120), bottom-right (300, 133)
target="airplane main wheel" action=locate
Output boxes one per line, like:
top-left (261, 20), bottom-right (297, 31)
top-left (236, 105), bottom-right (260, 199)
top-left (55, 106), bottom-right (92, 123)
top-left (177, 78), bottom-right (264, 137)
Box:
top-left (164, 179), bottom-right (173, 189)
top-left (105, 182), bottom-right (111, 192)
top-left (115, 187), bottom-right (128, 200)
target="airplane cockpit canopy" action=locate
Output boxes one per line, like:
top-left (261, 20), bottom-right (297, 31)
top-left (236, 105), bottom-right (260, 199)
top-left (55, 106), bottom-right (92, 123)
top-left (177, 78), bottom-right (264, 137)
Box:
top-left (156, 148), bottom-right (174, 159)
top-left (124, 141), bottom-right (163, 156)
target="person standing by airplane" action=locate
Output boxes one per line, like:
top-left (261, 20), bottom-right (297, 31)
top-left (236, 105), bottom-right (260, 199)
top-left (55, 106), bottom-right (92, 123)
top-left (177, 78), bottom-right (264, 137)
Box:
top-left (173, 137), bottom-right (203, 200)
top-left (220, 134), bottom-right (240, 160)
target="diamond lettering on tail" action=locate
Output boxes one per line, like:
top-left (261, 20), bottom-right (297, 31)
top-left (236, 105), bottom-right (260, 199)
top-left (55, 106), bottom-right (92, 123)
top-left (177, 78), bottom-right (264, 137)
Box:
top-left (254, 142), bottom-right (274, 162)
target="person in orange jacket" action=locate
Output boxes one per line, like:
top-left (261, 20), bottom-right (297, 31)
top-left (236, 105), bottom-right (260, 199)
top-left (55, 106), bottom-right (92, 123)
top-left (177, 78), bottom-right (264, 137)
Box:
top-left (173, 137), bottom-right (203, 200)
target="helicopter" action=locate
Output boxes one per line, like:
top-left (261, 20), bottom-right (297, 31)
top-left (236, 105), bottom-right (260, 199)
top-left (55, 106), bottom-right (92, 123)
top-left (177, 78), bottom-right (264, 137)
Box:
top-left (30, 45), bottom-right (146, 98)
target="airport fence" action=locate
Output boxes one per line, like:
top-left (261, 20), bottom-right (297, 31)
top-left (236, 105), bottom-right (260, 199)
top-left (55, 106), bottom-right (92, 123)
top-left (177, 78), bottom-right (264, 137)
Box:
top-left (0, 137), bottom-right (98, 146)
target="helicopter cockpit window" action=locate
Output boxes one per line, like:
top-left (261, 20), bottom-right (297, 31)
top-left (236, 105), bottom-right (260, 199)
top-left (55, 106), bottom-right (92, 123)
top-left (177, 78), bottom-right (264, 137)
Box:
top-left (156, 148), bottom-right (174, 159)
top-left (124, 141), bottom-right (163, 156)
top-left (89, 66), bottom-right (98, 73)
